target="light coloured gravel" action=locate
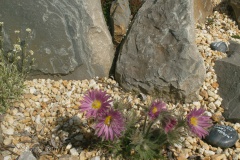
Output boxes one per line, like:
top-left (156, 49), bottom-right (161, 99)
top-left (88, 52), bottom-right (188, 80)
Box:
top-left (1, 1), bottom-right (240, 160)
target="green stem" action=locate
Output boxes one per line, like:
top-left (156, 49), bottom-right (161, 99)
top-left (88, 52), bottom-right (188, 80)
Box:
top-left (142, 114), bottom-right (148, 134)
top-left (145, 121), bottom-right (154, 137)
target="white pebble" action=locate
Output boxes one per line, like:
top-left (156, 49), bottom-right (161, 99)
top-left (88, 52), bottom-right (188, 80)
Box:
top-left (204, 150), bottom-right (215, 156)
top-left (70, 148), bottom-right (79, 156)
top-left (66, 143), bottom-right (72, 150)
top-left (193, 101), bottom-right (201, 108)
top-left (35, 115), bottom-right (41, 124)
top-left (3, 155), bottom-right (11, 160)
top-left (3, 128), bottom-right (14, 135)
top-left (214, 100), bottom-right (221, 107)
top-left (29, 87), bottom-right (36, 94)
top-left (91, 156), bottom-right (100, 160)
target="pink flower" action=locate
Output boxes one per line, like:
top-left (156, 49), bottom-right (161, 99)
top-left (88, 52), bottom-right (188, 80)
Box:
top-left (80, 90), bottom-right (112, 118)
top-left (95, 109), bottom-right (124, 141)
top-left (187, 108), bottom-right (212, 138)
top-left (148, 100), bottom-right (167, 120)
top-left (162, 116), bottom-right (177, 133)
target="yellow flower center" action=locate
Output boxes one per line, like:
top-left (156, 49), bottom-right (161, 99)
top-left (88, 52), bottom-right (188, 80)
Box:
top-left (152, 107), bottom-right (158, 114)
top-left (104, 116), bottom-right (112, 126)
top-left (190, 117), bottom-right (198, 126)
top-left (91, 100), bottom-right (102, 109)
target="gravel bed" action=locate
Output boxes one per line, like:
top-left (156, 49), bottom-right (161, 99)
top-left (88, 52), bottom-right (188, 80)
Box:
top-left (2, 1), bottom-right (240, 160)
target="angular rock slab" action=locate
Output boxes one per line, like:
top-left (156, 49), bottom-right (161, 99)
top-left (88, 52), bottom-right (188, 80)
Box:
top-left (194, 0), bottom-right (213, 23)
top-left (115, 0), bottom-right (205, 103)
top-left (110, 0), bottom-right (131, 44)
top-left (205, 125), bottom-right (238, 149)
top-left (0, 0), bottom-right (114, 79)
top-left (214, 41), bottom-right (240, 122)
top-left (229, 0), bottom-right (240, 29)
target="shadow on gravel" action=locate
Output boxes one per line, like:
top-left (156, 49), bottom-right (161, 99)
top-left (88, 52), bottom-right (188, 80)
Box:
top-left (29, 112), bottom-right (101, 159)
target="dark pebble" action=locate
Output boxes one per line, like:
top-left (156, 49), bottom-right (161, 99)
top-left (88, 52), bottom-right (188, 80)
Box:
top-left (210, 41), bottom-right (228, 53)
top-left (204, 125), bottom-right (238, 149)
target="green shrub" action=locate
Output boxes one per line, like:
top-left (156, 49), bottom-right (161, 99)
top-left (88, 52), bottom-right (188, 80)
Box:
top-left (0, 22), bottom-right (34, 113)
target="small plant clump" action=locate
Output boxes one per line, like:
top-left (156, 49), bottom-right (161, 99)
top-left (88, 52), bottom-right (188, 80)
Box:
top-left (0, 22), bottom-right (34, 112)
top-left (79, 89), bottom-right (213, 160)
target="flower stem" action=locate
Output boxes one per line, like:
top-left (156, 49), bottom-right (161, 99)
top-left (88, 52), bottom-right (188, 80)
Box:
top-left (142, 114), bottom-right (147, 134)
top-left (145, 121), bottom-right (154, 137)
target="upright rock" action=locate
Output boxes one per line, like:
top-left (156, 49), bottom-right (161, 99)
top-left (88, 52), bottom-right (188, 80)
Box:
top-left (214, 41), bottom-right (240, 122)
top-left (115, 0), bottom-right (205, 103)
top-left (110, 0), bottom-right (131, 45)
top-left (229, 0), bottom-right (240, 29)
top-left (0, 0), bottom-right (114, 79)
top-left (194, 0), bottom-right (213, 23)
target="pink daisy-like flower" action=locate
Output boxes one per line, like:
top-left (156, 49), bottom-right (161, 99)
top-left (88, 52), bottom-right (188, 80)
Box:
top-left (187, 108), bottom-right (212, 139)
top-left (148, 100), bottom-right (167, 120)
top-left (162, 116), bottom-right (177, 133)
top-left (80, 90), bottom-right (112, 118)
top-left (95, 109), bottom-right (124, 141)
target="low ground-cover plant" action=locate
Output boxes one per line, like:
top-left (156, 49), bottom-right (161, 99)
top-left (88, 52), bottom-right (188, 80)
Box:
top-left (0, 22), bottom-right (34, 112)
top-left (79, 89), bottom-right (213, 159)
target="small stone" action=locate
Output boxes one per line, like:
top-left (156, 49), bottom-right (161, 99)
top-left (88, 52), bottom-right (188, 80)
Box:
top-left (70, 148), bottom-right (79, 156)
top-left (3, 138), bottom-right (12, 145)
top-left (205, 125), bottom-right (238, 148)
top-left (18, 151), bottom-right (37, 160)
top-left (212, 82), bottom-right (219, 88)
top-left (210, 41), bottom-right (228, 53)
top-left (66, 143), bottom-right (72, 150)
top-left (200, 90), bottom-right (208, 99)
top-left (3, 128), bottom-right (14, 135)
top-left (210, 154), bottom-right (226, 160)
top-left (211, 112), bottom-right (224, 122)
top-left (29, 87), bottom-right (36, 94)
top-left (91, 156), bottom-right (100, 160)
top-left (3, 155), bottom-right (11, 160)
top-left (204, 150), bottom-right (215, 156)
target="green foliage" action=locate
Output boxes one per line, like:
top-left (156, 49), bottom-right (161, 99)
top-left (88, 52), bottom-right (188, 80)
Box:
top-left (231, 34), bottom-right (240, 39)
top-left (205, 17), bottom-right (215, 25)
top-left (96, 101), bottom-right (187, 160)
top-left (0, 22), bottom-right (34, 113)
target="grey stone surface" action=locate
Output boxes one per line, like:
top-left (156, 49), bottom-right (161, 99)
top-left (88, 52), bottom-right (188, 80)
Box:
top-left (0, 0), bottom-right (114, 79)
top-left (205, 125), bottom-right (238, 149)
top-left (110, 0), bottom-right (131, 45)
top-left (18, 151), bottom-right (37, 160)
top-left (229, 0), bottom-right (240, 29)
top-left (115, 0), bottom-right (205, 103)
top-left (194, 0), bottom-right (213, 23)
top-left (210, 41), bottom-right (228, 53)
top-left (214, 41), bottom-right (240, 122)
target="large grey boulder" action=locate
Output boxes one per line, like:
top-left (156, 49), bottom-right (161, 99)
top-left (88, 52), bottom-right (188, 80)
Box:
top-left (194, 0), bottom-right (213, 23)
top-left (0, 0), bottom-right (114, 79)
top-left (115, 0), bottom-right (205, 103)
top-left (214, 41), bottom-right (240, 123)
top-left (110, 0), bottom-right (131, 45)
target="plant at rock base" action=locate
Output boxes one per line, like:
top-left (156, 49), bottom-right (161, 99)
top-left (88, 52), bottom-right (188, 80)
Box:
top-left (95, 109), bottom-right (125, 141)
top-left (79, 89), bottom-right (112, 118)
top-left (0, 22), bottom-right (34, 112)
top-left (148, 100), bottom-right (167, 120)
top-left (79, 90), bottom-right (213, 160)
top-left (187, 108), bottom-right (213, 138)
